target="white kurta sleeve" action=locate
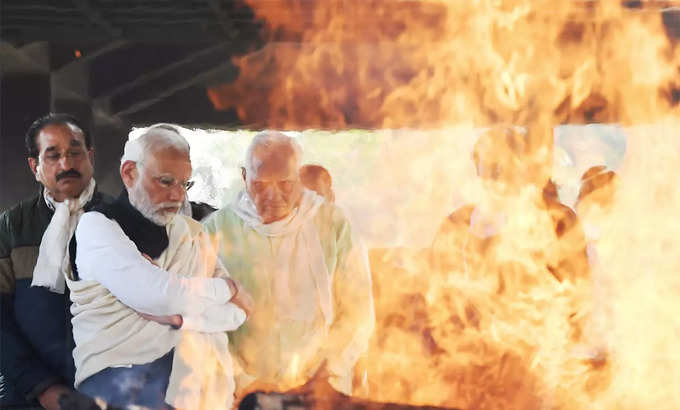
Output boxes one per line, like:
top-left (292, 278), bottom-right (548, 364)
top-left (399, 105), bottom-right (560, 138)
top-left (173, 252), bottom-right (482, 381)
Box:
top-left (181, 255), bottom-right (247, 332)
top-left (181, 302), bottom-right (246, 332)
top-left (74, 211), bottom-right (232, 316)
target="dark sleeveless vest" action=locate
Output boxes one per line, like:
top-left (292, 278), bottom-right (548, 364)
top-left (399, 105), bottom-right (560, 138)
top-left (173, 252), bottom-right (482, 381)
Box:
top-left (70, 189), bottom-right (169, 280)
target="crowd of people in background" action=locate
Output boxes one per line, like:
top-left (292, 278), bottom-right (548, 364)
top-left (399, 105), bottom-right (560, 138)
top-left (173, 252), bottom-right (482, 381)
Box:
top-left (0, 113), bottom-right (619, 410)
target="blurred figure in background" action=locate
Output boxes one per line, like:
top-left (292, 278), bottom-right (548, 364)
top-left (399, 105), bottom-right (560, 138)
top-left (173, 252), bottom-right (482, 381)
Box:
top-left (574, 165), bottom-right (621, 365)
top-left (432, 126), bottom-right (591, 295)
top-left (542, 179), bottom-right (590, 282)
top-left (576, 165), bottom-right (621, 264)
top-left (431, 126), bottom-right (564, 292)
top-left (300, 164), bottom-right (335, 203)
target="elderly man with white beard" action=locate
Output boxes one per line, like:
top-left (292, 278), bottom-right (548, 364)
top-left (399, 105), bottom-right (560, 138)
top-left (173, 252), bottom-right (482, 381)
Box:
top-left (203, 131), bottom-right (375, 396)
top-left (66, 125), bottom-right (253, 409)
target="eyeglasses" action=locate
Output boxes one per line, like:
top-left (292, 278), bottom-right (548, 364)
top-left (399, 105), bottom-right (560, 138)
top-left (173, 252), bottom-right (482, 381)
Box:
top-left (40, 148), bottom-right (87, 165)
top-left (153, 175), bottom-right (195, 191)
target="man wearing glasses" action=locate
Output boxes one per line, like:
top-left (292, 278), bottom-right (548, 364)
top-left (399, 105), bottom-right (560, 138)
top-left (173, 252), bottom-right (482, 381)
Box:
top-left (0, 113), bottom-right (112, 409)
top-left (66, 124), bottom-right (252, 409)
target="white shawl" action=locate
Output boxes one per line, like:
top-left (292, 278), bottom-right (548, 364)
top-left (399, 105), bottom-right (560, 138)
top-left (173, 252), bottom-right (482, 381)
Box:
top-left (32, 179), bottom-right (96, 293)
top-left (163, 217), bottom-right (239, 410)
top-left (67, 215), bottom-right (241, 409)
top-left (230, 189), bottom-right (333, 326)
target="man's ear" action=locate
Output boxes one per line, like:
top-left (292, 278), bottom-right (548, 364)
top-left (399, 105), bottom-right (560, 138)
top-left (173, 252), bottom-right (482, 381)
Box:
top-left (88, 148), bottom-right (95, 167)
top-left (241, 166), bottom-right (246, 182)
top-left (120, 161), bottom-right (139, 189)
top-left (28, 157), bottom-right (39, 179)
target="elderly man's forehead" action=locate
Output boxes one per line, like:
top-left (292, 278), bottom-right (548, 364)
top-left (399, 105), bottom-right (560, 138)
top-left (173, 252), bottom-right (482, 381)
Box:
top-left (251, 142), bottom-right (298, 169)
top-left (253, 139), bottom-right (297, 156)
top-left (146, 145), bottom-right (191, 164)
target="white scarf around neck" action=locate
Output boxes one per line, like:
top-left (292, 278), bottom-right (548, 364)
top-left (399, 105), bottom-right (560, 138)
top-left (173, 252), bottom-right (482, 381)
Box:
top-left (32, 179), bottom-right (96, 293)
top-left (230, 189), bottom-right (333, 326)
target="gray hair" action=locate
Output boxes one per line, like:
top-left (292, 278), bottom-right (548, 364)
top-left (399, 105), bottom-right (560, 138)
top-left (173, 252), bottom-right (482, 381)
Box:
top-left (244, 131), bottom-right (303, 177)
top-left (120, 123), bottom-right (190, 172)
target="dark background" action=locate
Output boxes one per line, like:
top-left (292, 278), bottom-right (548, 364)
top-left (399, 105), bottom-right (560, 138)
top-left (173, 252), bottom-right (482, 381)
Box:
top-left (0, 0), bottom-right (262, 210)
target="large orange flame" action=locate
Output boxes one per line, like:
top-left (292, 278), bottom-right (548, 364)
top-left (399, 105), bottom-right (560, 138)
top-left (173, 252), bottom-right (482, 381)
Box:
top-left (202, 1), bottom-right (680, 409)
top-left (209, 0), bottom-right (679, 130)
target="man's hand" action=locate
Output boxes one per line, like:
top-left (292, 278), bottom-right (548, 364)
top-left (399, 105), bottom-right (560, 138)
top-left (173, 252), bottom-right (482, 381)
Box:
top-left (228, 278), bottom-right (255, 317)
top-left (58, 390), bottom-right (109, 410)
top-left (141, 253), bottom-right (159, 267)
top-left (141, 254), bottom-right (252, 321)
top-left (139, 312), bottom-right (183, 329)
top-left (38, 384), bottom-right (72, 410)
top-left (225, 277), bottom-right (239, 297)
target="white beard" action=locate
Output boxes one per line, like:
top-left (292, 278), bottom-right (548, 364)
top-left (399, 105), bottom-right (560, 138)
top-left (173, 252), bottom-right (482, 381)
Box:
top-left (128, 179), bottom-right (181, 226)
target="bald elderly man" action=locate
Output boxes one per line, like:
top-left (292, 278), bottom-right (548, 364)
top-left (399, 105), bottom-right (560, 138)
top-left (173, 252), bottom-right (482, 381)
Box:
top-left (203, 131), bottom-right (374, 395)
